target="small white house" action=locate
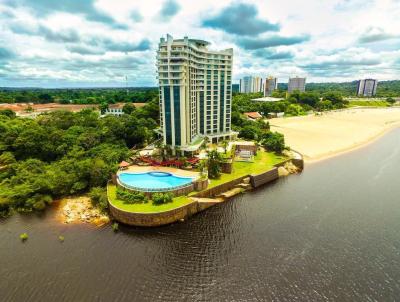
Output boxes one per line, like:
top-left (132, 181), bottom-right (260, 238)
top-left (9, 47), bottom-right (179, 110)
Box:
top-left (101, 104), bottom-right (124, 117)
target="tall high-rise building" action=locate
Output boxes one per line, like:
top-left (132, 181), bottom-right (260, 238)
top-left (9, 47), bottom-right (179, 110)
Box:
top-left (239, 76), bottom-right (263, 93)
top-left (157, 35), bottom-right (234, 149)
top-left (264, 77), bottom-right (278, 97)
top-left (357, 79), bottom-right (378, 97)
top-left (288, 77), bottom-right (306, 93)
top-left (252, 76), bottom-right (263, 93)
top-left (240, 76), bottom-right (252, 93)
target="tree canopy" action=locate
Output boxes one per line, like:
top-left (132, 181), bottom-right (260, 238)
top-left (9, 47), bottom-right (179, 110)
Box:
top-left (0, 100), bottom-right (159, 216)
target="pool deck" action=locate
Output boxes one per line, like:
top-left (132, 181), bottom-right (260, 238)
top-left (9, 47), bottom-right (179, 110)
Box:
top-left (121, 165), bottom-right (200, 180)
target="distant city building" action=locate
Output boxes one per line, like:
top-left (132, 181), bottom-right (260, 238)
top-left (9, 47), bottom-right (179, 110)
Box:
top-left (157, 34), bottom-right (235, 149)
top-left (357, 79), bottom-right (378, 97)
top-left (264, 77), bottom-right (278, 97)
top-left (288, 77), bottom-right (306, 93)
top-left (239, 76), bottom-right (263, 93)
top-left (232, 84), bottom-right (240, 93)
top-left (252, 76), bottom-right (263, 93)
top-left (240, 76), bottom-right (253, 93)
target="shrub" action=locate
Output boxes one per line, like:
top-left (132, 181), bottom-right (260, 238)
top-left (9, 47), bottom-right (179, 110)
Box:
top-left (20, 233), bottom-right (28, 242)
top-left (112, 222), bottom-right (119, 232)
top-left (387, 97), bottom-right (396, 105)
top-left (152, 192), bottom-right (174, 205)
top-left (316, 100), bottom-right (333, 111)
top-left (207, 150), bottom-right (222, 179)
top-left (116, 189), bottom-right (147, 204)
top-left (261, 132), bottom-right (285, 154)
top-left (285, 104), bottom-right (304, 116)
top-left (89, 187), bottom-right (108, 211)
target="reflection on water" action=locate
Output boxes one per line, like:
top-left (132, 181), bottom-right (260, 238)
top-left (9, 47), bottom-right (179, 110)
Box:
top-left (1, 129), bottom-right (400, 301)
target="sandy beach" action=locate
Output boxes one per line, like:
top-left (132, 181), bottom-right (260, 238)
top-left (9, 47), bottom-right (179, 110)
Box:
top-left (270, 107), bottom-right (400, 163)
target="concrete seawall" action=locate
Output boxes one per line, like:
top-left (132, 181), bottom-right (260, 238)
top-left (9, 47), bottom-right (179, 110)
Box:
top-left (250, 168), bottom-right (279, 188)
top-left (109, 200), bottom-right (200, 227)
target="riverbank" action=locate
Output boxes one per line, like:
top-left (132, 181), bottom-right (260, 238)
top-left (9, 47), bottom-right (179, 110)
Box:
top-left (270, 107), bottom-right (400, 163)
top-left (56, 196), bottom-right (110, 226)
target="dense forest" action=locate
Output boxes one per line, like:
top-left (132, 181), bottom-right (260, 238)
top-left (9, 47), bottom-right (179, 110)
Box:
top-left (0, 100), bottom-right (159, 216)
top-left (1, 80), bottom-right (399, 105)
top-left (279, 80), bottom-right (400, 98)
top-left (0, 87), bottom-right (158, 104)
top-left (0, 80), bottom-right (399, 216)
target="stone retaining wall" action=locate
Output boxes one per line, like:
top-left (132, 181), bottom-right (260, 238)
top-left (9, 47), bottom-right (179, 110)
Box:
top-left (221, 160), bottom-right (233, 174)
top-left (250, 168), bottom-right (279, 188)
top-left (193, 176), bottom-right (248, 198)
top-left (194, 178), bottom-right (208, 191)
top-left (109, 199), bottom-right (200, 227)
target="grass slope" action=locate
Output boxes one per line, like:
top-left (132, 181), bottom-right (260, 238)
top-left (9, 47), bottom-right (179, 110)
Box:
top-left (107, 184), bottom-right (192, 213)
top-left (208, 151), bottom-right (286, 188)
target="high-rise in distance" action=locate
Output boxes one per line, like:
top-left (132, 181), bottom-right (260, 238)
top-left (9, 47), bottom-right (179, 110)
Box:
top-left (357, 79), bottom-right (378, 97)
top-left (264, 77), bottom-right (278, 97)
top-left (288, 77), bottom-right (306, 93)
top-left (157, 35), bottom-right (235, 150)
top-left (239, 76), bottom-right (263, 93)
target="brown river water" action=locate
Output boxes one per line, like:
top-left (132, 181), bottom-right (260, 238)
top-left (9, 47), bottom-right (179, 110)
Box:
top-left (1, 129), bottom-right (400, 302)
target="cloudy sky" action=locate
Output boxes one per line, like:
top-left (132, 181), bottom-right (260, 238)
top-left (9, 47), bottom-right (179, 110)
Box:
top-left (0, 0), bottom-right (399, 87)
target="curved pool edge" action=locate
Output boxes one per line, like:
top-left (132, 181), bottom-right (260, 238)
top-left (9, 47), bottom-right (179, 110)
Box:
top-left (116, 170), bottom-right (198, 193)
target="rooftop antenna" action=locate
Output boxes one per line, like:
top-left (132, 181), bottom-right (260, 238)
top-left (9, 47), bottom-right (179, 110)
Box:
top-left (125, 76), bottom-right (128, 95)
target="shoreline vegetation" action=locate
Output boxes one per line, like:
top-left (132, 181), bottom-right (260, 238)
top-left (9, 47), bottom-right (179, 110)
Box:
top-left (1, 86), bottom-right (399, 223)
top-left (271, 107), bottom-right (400, 163)
top-left (108, 149), bottom-right (288, 215)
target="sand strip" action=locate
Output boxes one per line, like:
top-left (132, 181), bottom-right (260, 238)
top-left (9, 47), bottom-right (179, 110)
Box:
top-left (270, 108), bottom-right (400, 163)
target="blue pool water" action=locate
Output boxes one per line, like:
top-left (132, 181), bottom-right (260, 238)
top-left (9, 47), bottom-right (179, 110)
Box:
top-left (118, 172), bottom-right (194, 190)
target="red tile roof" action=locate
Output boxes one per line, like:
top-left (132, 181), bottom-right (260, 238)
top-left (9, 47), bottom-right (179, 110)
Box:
top-left (119, 161), bottom-right (130, 168)
top-left (244, 112), bottom-right (262, 119)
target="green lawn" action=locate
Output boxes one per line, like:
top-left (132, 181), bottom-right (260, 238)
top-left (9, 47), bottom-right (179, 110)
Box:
top-left (208, 151), bottom-right (286, 188)
top-left (107, 184), bottom-right (193, 213)
top-left (348, 100), bottom-right (390, 107)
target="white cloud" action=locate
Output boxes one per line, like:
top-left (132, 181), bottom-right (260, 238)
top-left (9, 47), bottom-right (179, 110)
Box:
top-left (0, 0), bottom-right (399, 87)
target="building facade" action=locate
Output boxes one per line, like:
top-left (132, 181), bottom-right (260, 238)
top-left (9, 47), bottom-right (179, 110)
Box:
top-left (288, 77), bottom-right (306, 93)
top-left (357, 79), bottom-right (378, 97)
top-left (240, 76), bottom-right (263, 93)
top-left (252, 76), bottom-right (263, 93)
top-left (240, 76), bottom-right (253, 93)
top-left (157, 35), bottom-right (234, 149)
top-left (264, 77), bottom-right (278, 97)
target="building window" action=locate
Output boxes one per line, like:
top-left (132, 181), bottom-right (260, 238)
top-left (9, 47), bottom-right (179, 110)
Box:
top-left (164, 87), bottom-right (172, 145)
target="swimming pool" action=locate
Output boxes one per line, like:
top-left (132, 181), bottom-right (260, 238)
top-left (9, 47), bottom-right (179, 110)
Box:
top-left (118, 172), bottom-right (194, 191)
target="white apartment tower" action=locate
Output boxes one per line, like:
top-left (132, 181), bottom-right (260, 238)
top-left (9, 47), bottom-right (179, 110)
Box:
top-left (240, 76), bottom-right (253, 93)
top-left (288, 77), bottom-right (306, 93)
top-left (157, 35), bottom-right (234, 149)
top-left (357, 79), bottom-right (378, 97)
top-left (252, 76), bottom-right (263, 93)
top-left (264, 77), bottom-right (278, 97)
top-left (240, 76), bottom-right (263, 93)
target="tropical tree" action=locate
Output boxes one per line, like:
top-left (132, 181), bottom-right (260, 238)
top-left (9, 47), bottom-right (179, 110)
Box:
top-left (261, 132), bottom-right (285, 154)
top-left (221, 140), bottom-right (229, 154)
top-left (122, 103), bottom-right (135, 114)
top-left (99, 102), bottom-right (109, 115)
top-left (206, 150), bottom-right (223, 179)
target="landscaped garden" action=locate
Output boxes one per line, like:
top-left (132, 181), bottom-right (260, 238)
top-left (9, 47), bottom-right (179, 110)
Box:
top-left (107, 183), bottom-right (192, 213)
top-left (207, 150), bottom-right (287, 188)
